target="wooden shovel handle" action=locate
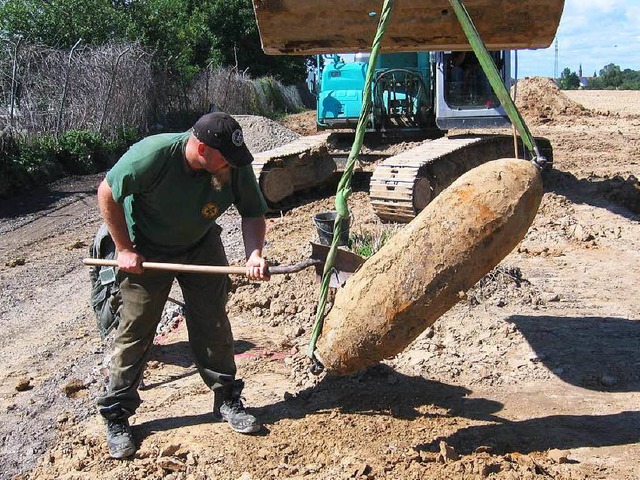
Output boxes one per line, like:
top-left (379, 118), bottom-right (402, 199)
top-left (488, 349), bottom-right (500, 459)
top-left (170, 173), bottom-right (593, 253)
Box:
top-left (83, 258), bottom-right (319, 276)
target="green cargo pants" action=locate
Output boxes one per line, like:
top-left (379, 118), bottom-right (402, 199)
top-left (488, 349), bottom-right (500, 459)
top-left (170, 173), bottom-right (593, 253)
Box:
top-left (97, 226), bottom-right (236, 415)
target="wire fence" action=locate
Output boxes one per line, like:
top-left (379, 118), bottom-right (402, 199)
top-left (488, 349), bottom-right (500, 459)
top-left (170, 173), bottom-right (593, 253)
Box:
top-left (0, 38), bottom-right (305, 139)
top-left (0, 38), bottom-right (307, 197)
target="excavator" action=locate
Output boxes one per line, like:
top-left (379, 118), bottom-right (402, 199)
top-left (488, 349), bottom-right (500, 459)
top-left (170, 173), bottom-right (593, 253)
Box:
top-left (249, 0), bottom-right (565, 222)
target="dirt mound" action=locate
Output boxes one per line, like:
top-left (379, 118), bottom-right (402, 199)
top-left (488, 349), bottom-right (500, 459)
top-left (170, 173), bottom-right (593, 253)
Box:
top-left (465, 265), bottom-right (542, 308)
top-left (227, 191), bottom-right (381, 335)
top-left (514, 77), bottom-right (587, 124)
top-left (605, 175), bottom-right (640, 214)
top-left (279, 110), bottom-right (318, 136)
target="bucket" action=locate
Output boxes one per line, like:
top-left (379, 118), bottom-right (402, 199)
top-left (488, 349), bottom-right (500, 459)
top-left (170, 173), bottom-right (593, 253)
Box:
top-left (313, 211), bottom-right (352, 246)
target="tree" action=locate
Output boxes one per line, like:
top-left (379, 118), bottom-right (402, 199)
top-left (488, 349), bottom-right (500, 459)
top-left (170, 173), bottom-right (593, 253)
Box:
top-left (195, 0), bottom-right (306, 83)
top-left (587, 64), bottom-right (640, 90)
top-left (113, 0), bottom-right (305, 83)
top-left (620, 68), bottom-right (640, 89)
top-left (0, 0), bottom-right (132, 47)
top-left (0, 0), bottom-right (307, 84)
top-left (599, 63), bottom-right (623, 88)
top-left (558, 67), bottom-right (580, 90)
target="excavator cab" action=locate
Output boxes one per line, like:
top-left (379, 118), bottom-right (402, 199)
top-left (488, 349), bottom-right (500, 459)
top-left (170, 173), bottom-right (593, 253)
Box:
top-left (312, 49), bottom-right (514, 133)
top-left (435, 50), bottom-right (512, 129)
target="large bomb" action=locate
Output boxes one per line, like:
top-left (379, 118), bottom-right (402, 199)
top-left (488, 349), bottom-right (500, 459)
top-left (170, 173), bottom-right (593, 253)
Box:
top-left (315, 158), bottom-right (543, 374)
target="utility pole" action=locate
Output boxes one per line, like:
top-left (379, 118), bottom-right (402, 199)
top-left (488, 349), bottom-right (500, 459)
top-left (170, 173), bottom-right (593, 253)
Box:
top-left (554, 37), bottom-right (559, 80)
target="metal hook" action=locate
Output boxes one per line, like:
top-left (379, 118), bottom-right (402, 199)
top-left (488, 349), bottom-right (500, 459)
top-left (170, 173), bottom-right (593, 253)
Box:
top-left (309, 356), bottom-right (325, 375)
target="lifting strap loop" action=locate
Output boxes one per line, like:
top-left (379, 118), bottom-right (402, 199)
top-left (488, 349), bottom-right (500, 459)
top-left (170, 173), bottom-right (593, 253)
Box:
top-left (307, 0), bottom-right (395, 366)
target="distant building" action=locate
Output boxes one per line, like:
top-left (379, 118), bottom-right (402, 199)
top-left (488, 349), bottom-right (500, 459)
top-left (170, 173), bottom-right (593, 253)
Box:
top-left (578, 64), bottom-right (589, 89)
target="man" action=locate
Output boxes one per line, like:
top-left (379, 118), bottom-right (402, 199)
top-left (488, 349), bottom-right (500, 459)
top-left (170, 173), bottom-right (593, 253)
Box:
top-left (96, 112), bottom-right (269, 459)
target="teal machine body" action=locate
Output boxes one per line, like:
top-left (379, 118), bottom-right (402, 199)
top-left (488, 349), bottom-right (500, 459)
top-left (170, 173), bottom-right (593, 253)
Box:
top-left (312, 50), bottom-right (512, 132)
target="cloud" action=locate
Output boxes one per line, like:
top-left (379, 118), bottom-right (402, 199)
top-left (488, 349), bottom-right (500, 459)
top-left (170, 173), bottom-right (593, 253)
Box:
top-left (626, 6), bottom-right (640, 24)
top-left (517, 0), bottom-right (640, 77)
top-left (566, 0), bottom-right (624, 14)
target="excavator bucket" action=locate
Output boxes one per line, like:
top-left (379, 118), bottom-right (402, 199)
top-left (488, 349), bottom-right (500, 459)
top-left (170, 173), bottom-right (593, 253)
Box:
top-left (252, 0), bottom-right (565, 55)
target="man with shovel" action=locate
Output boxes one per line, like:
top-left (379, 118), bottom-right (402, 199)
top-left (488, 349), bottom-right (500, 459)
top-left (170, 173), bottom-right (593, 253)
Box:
top-left (96, 112), bottom-right (269, 459)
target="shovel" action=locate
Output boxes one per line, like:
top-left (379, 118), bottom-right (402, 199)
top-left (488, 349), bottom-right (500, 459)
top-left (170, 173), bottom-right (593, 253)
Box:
top-left (83, 242), bottom-right (364, 288)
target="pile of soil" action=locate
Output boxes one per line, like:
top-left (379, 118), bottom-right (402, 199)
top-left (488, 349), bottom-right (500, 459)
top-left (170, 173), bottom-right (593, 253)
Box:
top-left (279, 111), bottom-right (319, 137)
top-left (513, 77), bottom-right (587, 124)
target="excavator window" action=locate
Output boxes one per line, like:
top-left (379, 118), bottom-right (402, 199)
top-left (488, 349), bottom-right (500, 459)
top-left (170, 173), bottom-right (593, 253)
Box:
top-left (444, 51), bottom-right (504, 109)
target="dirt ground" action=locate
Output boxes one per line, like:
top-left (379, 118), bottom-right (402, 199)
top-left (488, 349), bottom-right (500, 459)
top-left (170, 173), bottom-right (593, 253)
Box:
top-left (0, 80), bottom-right (639, 480)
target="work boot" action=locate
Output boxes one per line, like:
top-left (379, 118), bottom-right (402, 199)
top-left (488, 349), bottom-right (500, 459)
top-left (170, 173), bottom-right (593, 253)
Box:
top-left (99, 403), bottom-right (136, 459)
top-left (213, 379), bottom-right (261, 434)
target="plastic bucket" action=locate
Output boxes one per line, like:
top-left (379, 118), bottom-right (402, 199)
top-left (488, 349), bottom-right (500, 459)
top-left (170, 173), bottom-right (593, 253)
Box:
top-left (313, 211), bottom-right (351, 246)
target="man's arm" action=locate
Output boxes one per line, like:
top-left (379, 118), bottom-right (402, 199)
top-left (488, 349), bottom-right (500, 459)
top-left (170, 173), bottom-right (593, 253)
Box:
top-left (241, 216), bottom-right (269, 281)
top-left (97, 179), bottom-right (144, 273)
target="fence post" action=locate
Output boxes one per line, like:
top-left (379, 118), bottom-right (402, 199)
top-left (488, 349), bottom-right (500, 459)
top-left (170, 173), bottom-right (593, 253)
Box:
top-left (98, 46), bottom-right (132, 134)
top-left (56, 38), bottom-right (82, 135)
top-left (9, 36), bottom-right (23, 128)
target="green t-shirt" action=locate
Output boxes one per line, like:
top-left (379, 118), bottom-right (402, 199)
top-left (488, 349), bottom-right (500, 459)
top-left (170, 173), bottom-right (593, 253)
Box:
top-left (106, 131), bottom-right (268, 255)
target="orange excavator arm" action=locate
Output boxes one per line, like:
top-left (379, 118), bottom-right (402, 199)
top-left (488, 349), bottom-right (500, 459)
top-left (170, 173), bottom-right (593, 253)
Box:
top-left (251, 0), bottom-right (565, 55)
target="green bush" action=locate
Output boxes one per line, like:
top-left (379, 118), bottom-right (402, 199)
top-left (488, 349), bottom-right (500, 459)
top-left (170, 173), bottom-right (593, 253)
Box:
top-left (1, 126), bottom-right (143, 198)
top-left (11, 134), bottom-right (63, 188)
top-left (56, 130), bottom-right (103, 174)
top-left (0, 132), bottom-right (20, 170)
top-left (257, 77), bottom-right (289, 116)
top-left (103, 126), bottom-right (143, 167)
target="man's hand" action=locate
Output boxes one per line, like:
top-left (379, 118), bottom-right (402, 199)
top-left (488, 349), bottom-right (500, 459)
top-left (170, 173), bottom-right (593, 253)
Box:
top-left (242, 216), bottom-right (269, 281)
top-left (98, 179), bottom-right (143, 274)
top-left (246, 250), bottom-right (270, 281)
top-left (117, 249), bottom-right (145, 274)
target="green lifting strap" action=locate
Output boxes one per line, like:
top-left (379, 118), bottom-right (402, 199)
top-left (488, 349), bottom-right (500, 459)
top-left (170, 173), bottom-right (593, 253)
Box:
top-left (447, 0), bottom-right (547, 168)
top-left (307, 0), bottom-right (395, 367)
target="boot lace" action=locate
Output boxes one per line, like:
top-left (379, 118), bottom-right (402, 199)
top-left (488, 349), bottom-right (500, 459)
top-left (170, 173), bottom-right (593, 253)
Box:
top-left (107, 419), bottom-right (130, 437)
top-left (224, 395), bottom-right (247, 414)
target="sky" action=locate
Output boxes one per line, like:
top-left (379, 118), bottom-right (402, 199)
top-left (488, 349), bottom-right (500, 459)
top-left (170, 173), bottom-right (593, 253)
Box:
top-left (517, 0), bottom-right (640, 78)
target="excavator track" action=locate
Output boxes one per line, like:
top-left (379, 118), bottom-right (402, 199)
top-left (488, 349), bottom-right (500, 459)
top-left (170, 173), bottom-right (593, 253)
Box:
top-left (252, 133), bottom-right (335, 207)
top-left (370, 134), bottom-right (552, 223)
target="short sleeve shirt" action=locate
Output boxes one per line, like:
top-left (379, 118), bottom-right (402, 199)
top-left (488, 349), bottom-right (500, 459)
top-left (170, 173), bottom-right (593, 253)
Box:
top-left (106, 132), bottom-right (268, 255)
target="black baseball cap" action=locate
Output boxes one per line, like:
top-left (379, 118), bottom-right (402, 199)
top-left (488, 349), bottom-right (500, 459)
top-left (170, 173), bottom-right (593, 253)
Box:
top-left (192, 112), bottom-right (253, 167)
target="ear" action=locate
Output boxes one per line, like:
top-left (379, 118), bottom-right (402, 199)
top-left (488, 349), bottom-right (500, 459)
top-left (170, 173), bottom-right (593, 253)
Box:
top-left (197, 142), bottom-right (206, 156)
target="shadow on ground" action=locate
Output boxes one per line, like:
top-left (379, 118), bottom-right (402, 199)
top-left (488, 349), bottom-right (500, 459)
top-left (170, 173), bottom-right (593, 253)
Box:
top-left (509, 314), bottom-right (640, 392)
top-left (135, 357), bottom-right (639, 454)
top-left (544, 168), bottom-right (640, 217)
top-left (136, 364), bottom-right (503, 441)
top-left (142, 339), bottom-right (257, 390)
top-left (423, 410), bottom-right (640, 455)
top-left (0, 174), bottom-right (102, 220)
top-left (149, 338), bottom-right (257, 366)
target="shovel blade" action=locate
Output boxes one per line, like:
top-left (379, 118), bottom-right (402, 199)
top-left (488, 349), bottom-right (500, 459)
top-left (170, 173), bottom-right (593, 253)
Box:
top-left (309, 242), bottom-right (365, 288)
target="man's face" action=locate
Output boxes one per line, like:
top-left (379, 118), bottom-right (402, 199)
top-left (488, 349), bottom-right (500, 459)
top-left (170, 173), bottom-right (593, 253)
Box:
top-left (197, 143), bottom-right (232, 191)
top-left (200, 144), bottom-right (229, 174)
